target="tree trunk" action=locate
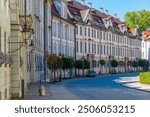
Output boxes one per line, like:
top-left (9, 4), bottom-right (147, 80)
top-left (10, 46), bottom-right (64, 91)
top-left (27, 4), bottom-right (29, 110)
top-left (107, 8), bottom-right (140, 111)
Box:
top-left (64, 69), bottom-right (65, 79)
top-left (59, 69), bottom-right (61, 82)
top-left (50, 65), bottom-right (52, 83)
top-left (54, 69), bottom-right (56, 82)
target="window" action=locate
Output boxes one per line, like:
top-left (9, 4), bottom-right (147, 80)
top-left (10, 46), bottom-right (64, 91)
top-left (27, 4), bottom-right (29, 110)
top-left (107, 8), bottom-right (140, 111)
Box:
top-left (76, 26), bottom-right (78, 34)
top-left (94, 30), bottom-right (96, 38)
top-left (80, 42), bottom-right (82, 53)
top-left (85, 43), bottom-right (87, 53)
top-left (88, 28), bottom-right (90, 37)
top-left (97, 31), bottom-right (99, 39)
top-left (92, 29), bottom-right (93, 37)
top-left (4, 32), bottom-right (6, 53)
top-left (104, 32), bottom-right (105, 40)
top-left (5, 88), bottom-right (7, 99)
top-left (85, 27), bottom-right (87, 36)
top-left (104, 45), bottom-right (105, 55)
top-left (88, 43), bottom-right (91, 53)
top-left (80, 26), bottom-right (82, 35)
top-left (97, 45), bottom-right (99, 54)
top-left (100, 32), bottom-right (102, 39)
top-left (92, 44), bottom-right (94, 53)
top-left (109, 34), bottom-right (111, 41)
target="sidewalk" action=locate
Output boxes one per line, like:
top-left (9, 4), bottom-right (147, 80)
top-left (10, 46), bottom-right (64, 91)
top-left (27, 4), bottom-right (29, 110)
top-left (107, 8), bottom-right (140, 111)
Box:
top-left (24, 82), bottom-right (80, 100)
top-left (115, 76), bottom-right (150, 92)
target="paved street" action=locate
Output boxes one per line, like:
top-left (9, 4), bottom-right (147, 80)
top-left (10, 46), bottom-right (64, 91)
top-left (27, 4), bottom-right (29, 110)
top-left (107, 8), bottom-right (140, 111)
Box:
top-left (25, 73), bottom-right (150, 100)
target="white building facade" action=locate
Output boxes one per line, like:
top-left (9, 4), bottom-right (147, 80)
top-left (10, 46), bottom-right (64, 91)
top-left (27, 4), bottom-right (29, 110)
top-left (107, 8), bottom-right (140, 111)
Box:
top-left (0, 0), bottom-right (11, 99)
top-left (67, 0), bottom-right (142, 74)
top-left (142, 30), bottom-right (150, 70)
top-left (26, 0), bottom-right (52, 83)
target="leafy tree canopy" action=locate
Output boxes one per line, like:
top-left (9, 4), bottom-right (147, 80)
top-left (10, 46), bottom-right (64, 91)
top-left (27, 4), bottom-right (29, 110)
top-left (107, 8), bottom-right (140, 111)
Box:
top-left (99, 59), bottom-right (106, 66)
top-left (75, 58), bottom-right (90, 69)
top-left (111, 60), bottom-right (118, 68)
top-left (62, 57), bottom-right (75, 69)
top-left (132, 61), bottom-right (138, 68)
top-left (124, 10), bottom-right (150, 35)
top-left (138, 59), bottom-right (148, 68)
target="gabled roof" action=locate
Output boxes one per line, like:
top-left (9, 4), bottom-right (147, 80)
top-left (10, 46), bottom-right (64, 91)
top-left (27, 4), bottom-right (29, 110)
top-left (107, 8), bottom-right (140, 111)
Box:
top-left (144, 30), bottom-right (150, 40)
top-left (67, 0), bottom-right (135, 37)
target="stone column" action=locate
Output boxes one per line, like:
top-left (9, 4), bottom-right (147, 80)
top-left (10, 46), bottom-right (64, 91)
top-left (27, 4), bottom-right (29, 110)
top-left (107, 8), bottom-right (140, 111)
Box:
top-left (10, 0), bottom-right (24, 98)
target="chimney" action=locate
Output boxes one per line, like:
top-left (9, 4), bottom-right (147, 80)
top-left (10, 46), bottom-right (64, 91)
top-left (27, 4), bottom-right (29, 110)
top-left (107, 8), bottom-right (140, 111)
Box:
top-left (105, 10), bottom-right (109, 15)
top-left (88, 2), bottom-right (93, 8)
top-left (100, 7), bottom-right (104, 13)
top-left (114, 13), bottom-right (117, 18)
top-left (81, 0), bottom-right (85, 5)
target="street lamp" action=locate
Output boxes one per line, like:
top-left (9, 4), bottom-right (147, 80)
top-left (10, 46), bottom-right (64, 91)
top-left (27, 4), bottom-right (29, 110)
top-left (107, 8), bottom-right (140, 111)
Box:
top-left (8, 0), bottom-right (33, 98)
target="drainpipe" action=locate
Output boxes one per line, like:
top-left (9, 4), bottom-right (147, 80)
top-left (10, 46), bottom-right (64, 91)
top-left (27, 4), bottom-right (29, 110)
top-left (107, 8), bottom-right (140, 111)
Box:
top-left (43, 0), bottom-right (46, 82)
top-left (74, 23), bottom-right (77, 77)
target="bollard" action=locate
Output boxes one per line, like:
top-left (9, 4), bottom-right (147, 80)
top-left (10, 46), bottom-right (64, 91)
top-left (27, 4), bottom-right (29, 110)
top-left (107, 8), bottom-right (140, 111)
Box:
top-left (39, 85), bottom-right (46, 96)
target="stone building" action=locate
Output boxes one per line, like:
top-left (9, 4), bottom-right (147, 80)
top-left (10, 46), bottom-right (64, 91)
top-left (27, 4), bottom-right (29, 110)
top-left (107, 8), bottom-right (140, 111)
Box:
top-left (50, 0), bottom-right (75, 80)
top-left (142, 30), bottom-right (150, 70)
top-left (0, 0), bottom-right (12, 99)
top-left (67, 0), bottom-right (142, 74)
top-left (26, 0), bottom-right (53, 83)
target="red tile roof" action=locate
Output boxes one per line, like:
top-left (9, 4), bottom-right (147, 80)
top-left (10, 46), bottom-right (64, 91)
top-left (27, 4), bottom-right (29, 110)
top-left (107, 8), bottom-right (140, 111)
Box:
top-left (144, 30), bottom-right (150, 40)
top-left (144, 30), bottom-right (150, 36)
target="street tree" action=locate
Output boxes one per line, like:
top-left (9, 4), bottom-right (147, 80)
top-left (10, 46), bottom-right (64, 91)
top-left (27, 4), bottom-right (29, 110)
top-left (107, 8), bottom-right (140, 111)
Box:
top-left (111, 60), bottom-right (118, 74)
top-left (99, 59), bottom-right (106, 74)
top-left (62, 57), bottom-right (75, 78)
top-left (47, 54), bottom-right (58, 82)
top-left (111, 60), bottom-right (119, 68)
top-left (75, 58), bottom-right (90, 77)
top-left (132, 61), bottom-right (138, 71)
top-left (124, 10), bottom-right (150, 35)
top-left (138, 59), bottom-right (148, 71)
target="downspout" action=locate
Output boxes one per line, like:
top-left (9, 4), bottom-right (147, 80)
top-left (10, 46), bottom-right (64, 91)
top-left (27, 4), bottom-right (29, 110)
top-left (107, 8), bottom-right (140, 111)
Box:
top-left (51, 14), bottom-right (53, 53)
top-left (44, 0), bottom-right (47, 81)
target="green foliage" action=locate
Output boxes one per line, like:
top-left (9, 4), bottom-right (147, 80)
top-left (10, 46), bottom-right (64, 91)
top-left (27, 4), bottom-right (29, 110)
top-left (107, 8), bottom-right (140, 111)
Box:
top-left (140, 72), bottom-right (150, 84)
top-left (75, 60), bottom-right (82, 69)
top-left (132, 61), bottom-right (138, 68)
top-left (99, 59), bottom-right (106, 66)
top-left (119, 61), bottom-right (125, 66)
top-left (111, 60), bottom-right (118, 68)
top-left (127, 61), bottom-right (132, 66)
top-left (62, 57), bottom-right (75, 69)
top-left (56, 57), bottom-right (63, 69)
top-left (83, 59), bottom-right (90, 69)
top-left (47, 54), bottom-right (58, 69)
top-left (138, 59), bottom-right (148, 70)
top-left (47, 54), bottom-right (63, 69)
top-left (75, 58), bottom-right (90, 69)
top-left (124, 10), bottom-right (150, 35)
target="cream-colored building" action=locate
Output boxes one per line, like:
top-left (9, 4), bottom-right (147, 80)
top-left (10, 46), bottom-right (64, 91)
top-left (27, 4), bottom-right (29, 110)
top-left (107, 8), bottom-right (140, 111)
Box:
top-left (67, 0), bottom-right (142, 74)
top-left (0, 0), bottom-right (11, 99)
top-left (51, 0), bottom-right (75, 80)
top-left (26, 0), bottom-right (53, 83)
top-left (9, 0), bottom-right (32, 98)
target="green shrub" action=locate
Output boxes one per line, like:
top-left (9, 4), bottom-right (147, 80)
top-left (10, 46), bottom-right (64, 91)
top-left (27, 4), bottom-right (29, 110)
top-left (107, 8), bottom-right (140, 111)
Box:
top-left (140, 72), bottom-right (150, 84)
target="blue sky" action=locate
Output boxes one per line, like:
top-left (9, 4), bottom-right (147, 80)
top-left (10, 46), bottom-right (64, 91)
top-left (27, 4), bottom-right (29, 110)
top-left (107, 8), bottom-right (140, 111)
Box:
top-left (76, 0), bottom-right (150, 21)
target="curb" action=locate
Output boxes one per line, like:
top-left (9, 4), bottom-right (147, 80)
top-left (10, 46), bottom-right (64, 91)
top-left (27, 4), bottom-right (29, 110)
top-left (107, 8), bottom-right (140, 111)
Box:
top-left (114, 79), bottom-right (150, 93)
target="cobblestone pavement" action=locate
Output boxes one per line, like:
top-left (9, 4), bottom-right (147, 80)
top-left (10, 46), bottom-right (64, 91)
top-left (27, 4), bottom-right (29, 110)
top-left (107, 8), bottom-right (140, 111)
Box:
top-left (24, 73), bottom-right (150, 100)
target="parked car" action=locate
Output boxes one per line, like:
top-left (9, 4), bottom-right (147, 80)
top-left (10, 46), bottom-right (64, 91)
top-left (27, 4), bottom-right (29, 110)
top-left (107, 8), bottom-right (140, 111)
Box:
top-left (86, 70), bottom-right (96, 77)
